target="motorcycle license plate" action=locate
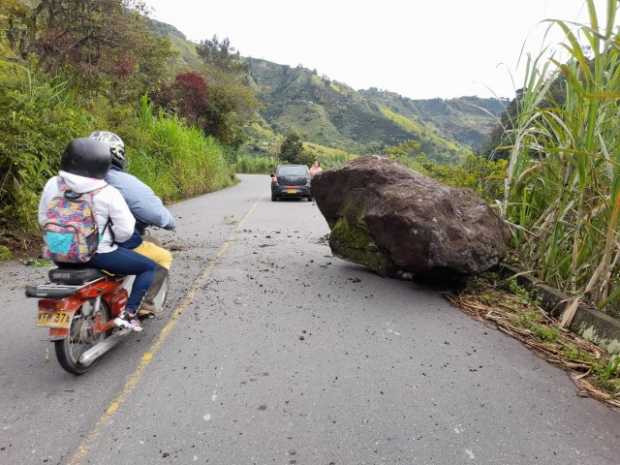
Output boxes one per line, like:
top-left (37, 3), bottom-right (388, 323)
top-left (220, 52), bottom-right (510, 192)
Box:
top-left (37, 310), bottom-right (72, 329)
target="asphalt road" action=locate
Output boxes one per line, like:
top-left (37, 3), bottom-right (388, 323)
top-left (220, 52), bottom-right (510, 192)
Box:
top-left (1, 174), bottom-right (618, 465)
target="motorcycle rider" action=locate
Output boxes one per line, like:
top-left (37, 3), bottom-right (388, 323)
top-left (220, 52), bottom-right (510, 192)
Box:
top-left (89, 131), bottom-right (174, 312)
top-left (38, 138), bottom-right (157, 332)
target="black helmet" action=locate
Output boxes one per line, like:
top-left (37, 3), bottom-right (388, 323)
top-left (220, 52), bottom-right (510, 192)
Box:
top-left (60, 138), bottom-right (112, 179)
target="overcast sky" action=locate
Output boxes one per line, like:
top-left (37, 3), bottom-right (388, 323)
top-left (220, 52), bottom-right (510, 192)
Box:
top-left (144, 0), bottom-right (610, 100)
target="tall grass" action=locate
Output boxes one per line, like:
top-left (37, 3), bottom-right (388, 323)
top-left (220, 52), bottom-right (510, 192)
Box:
top-left (127, 97), bottom-right (235, 200)
top-left (0, 64), bottom-right (235, 236)
top-left (234, 154), bottom-right (275, 174)
top-left (505, 0), bottom-right (620, 311)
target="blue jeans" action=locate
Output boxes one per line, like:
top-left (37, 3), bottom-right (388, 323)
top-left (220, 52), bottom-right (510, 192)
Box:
top-left (89, 247), bottom-right (157, 313)
top-left (117, 230), bottom-right (143, 250)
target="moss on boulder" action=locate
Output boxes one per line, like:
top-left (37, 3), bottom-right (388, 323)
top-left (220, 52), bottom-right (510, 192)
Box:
top-left (329, 217), bottom-right (394, 276)
top-left (0, 245), bottom-right (13, 262)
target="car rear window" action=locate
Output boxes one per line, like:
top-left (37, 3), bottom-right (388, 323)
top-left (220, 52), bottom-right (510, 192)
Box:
top-left (278, 166), bottom-right (308, 176)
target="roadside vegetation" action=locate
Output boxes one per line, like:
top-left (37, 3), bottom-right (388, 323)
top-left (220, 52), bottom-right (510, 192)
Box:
top-left (235, 133), bottom-right (357, 174)
top-left (498, 0), bottom-right (620, 316)
top-left (0, 0), bottom-right (255, 253)
top-left (385, 140), bottom-right (508, 203)
top-left (234, 154), bottom-right (275, 174)
top-left (443, 0), bottom-right (620, 404)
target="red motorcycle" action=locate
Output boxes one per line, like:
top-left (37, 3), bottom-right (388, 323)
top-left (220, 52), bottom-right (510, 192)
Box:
top-left (26, 266), bottom-right (168, 375)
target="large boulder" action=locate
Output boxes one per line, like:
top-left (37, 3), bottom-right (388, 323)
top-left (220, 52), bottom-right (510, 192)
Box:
top-left (312, 156), bottom-right (509, 278)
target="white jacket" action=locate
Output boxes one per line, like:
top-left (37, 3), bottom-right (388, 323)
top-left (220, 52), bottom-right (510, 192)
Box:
top-left (38, 171), bottom-right (136, 254)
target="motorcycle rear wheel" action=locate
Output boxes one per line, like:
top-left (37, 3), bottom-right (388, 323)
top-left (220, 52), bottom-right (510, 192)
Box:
top-left (55, 300), bottom-right (112, 375)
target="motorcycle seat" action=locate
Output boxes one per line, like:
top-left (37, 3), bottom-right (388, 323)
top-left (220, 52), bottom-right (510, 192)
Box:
top-left (49, 267), bottom-right (105, 285)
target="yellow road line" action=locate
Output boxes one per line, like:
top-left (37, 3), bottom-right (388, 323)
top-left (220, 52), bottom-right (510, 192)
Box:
top-left (66, 202), bottom-right (258, 465)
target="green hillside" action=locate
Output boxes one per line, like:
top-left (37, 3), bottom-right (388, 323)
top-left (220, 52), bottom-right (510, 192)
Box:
top-left (361, 89), bottom-right (508, 151)
top-left (247, 58), bottom-right (485, 162)
top-left (150, 21), bottom-right (507, 163)
top-left (149, 19), bottom-right (203, 71)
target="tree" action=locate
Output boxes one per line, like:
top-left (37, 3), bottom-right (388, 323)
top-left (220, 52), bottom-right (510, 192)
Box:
top-left (279, 132), bottom-right (315, 165)
top-left (279, 132), bottom-right (304, 163)
top-left (197, 35), bottom-right (246, 75)
top-left (153, 72), bottom-right (210, 127)
top-left (194, 36), bottom-right (258, 148)
top-left (5, 0), bottom-right (173, 101)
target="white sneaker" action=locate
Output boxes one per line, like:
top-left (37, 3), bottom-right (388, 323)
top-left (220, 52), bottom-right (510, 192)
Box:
top-left (114, 317), bottom-right (132, 330)
top-left (128, 318), bottom-right (143, 333)
top-left (114, 312), bottom-right (143, 332)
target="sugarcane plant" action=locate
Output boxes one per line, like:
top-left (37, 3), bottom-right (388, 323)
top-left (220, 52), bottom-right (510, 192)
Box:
top-left (504, 0), bottom-right (620, 314)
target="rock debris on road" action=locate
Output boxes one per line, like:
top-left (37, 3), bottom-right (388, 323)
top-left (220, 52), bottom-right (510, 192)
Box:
top-left (0, 175), bottom-right (618, 465)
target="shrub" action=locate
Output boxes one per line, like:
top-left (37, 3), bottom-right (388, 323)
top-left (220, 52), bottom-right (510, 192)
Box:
top-left (234, 155), bottom-right (275, 174)
top-left (0, 245), bottom-right (13, 261)
top-left (0, 61), bottom-right (98, 231)
top-left (395, 153), bottom-right (507, 202)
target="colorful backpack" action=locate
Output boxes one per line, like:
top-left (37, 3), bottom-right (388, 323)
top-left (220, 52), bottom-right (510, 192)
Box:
top-left (42, 179), bottom-right (107, 264)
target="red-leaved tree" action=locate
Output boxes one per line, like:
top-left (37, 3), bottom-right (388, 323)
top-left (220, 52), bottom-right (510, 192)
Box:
top-left (153, 71), bottom-right (210, 129)
top-left (174, 72), bottom-right (209, 122)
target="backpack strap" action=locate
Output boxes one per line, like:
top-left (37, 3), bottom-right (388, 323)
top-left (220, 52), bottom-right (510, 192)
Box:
top-left (56, 178), bottom-right (107, 198)
top-left (86, 184), bottom-right (117, 242)
top-left (82, 183), bottom-right (108, 205)
top-left (106, 218), bottom-right (116, 243)
top-left (87, 183), bottom-right (109, 197)
top-left (56, 177), bottom-right (68, 193)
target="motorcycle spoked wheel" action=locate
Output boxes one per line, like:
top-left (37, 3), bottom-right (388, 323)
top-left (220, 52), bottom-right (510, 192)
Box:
top-left (55, 300), bottom-right (112, 375)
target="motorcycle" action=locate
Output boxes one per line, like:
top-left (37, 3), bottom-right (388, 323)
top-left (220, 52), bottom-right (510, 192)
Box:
top-left (26, 261), bottom-right (169, 375)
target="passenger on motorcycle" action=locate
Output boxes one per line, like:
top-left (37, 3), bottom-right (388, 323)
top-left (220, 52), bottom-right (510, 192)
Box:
top-left (89, 131), bottom-right (176, 238)
top-left (89, 131), bottom-right (175, 312)
top-left (38, 138), bottom-right (157, 332)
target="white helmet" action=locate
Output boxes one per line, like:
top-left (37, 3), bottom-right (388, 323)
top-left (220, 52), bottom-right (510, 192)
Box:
top-left (89, 131), bottom-right (126, 170)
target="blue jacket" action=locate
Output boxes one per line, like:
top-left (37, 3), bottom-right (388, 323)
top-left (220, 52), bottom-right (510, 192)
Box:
top-left (105, 168), bottom-right (176, 231)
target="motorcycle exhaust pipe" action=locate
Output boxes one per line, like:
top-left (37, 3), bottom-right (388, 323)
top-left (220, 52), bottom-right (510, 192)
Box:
top-left (78, 330), bottom-right (130, 367)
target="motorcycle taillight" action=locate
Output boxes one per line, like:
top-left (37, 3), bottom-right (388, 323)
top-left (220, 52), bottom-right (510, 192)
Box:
top-left (39, 299), bottom-right (66, 311)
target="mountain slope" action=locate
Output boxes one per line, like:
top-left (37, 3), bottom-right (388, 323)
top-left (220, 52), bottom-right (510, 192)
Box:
top-left (247, 58), bottom-right (477, 162)
top-left (150, 20), bottom-right (508, 162)
top-left (360, 89), bottom-right (508, 151)
top-left (149, 19), bottom-right (204, 70)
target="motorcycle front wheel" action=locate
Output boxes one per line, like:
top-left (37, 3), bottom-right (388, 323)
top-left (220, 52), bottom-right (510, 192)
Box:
top-left (55, 300), bottom-right (111, 375)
